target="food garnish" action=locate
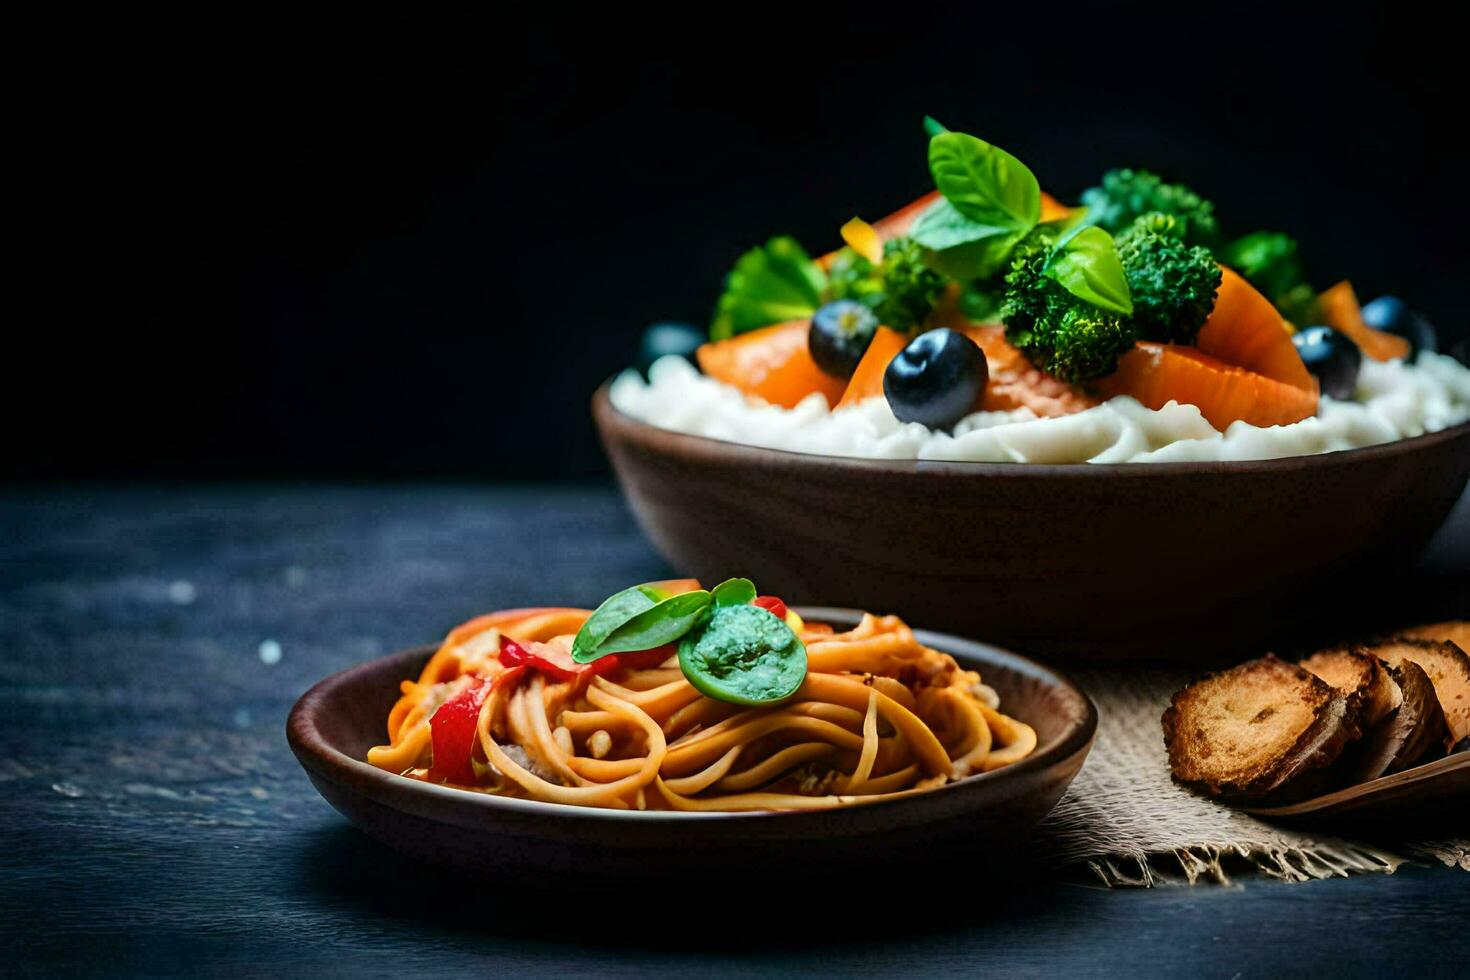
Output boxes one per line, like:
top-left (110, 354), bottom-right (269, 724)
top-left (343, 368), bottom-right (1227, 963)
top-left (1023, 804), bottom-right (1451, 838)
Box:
top-left (677, 602), bottom-right (807, 706)
top-left (1216, 231), bottom-right (1318, 327)
top-left (1291, 325), bottom-right (1362, 401)
top-left (1000, 223), bottom-right (1135, 384)
top-left (883, 328), bottom-right (988, 430)
top-left (567, 577), bottom-right (811, 707)
top-left (1114, 214), bottom-right (1222, 345)
top-left (696, 319), bottom-right (847, 409)
top-left (809, 300), bottom-right (880, 379)
top-left (1162, 622), bottom-right (1470, 803)
top-left (677, 117), bottom-right (1462, 442)
top-left (911, 129), bottom-right (1043, 282)
top-left (834, 327), bottom-right (911, 410)
top-left (1100, 342), bottom-right (1319, 431)
top-left (367, 583), bottom-right (1038, 811)
top-left (573, 580), bottom-right (713, 662)
top-left (710, 237), bottom-right (826, 342)
top-left (1361, 295), bottom-right (1437, 357)
top-left (1316, 281), bottom-right (1413, 363)
top-left (1079, 167), bottom-right (1222, 249)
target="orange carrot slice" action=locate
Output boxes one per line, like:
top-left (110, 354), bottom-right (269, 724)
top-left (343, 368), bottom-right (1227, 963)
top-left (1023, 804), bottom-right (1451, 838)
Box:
top-left (1317, 280), bottom-right (1412, 362)
top-left (1196, 267), bottom-right (1316, 391)
top-left (836, 327), bottom-right (910, 409)
top-left (1100, 342), bottom-right (1319, 430)
top-left (696, 320), bottom-right (848, 409)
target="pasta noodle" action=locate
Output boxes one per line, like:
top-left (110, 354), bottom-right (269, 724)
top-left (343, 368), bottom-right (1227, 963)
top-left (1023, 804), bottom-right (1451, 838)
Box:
top-left (367, 607), bottom-right (1037, 811)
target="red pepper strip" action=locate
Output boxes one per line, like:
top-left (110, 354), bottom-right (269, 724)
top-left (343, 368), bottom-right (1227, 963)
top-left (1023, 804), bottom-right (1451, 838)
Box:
top-left (426, 679), bottom-right (490, 784)
top-left (605, 643), bottom-right (678, 672)
top-left (753, 595), bottom-right (788, 621)
top-left (499, 637), bottom-right (676, 682)
top-left (499, 636), bottom-right (580, 682)
top-left (425, 666), bottom-right (529, 784)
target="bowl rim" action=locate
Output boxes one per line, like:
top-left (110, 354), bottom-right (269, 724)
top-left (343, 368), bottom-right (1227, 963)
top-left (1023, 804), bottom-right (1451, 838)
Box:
top-left (286, 607), bottom-right (1098, 825)
top-left (593, 381), bottom-right (1470, 478)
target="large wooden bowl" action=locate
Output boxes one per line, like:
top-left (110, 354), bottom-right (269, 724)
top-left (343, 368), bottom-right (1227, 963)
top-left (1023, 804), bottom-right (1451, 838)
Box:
top-left (594, 386), bottom-right (1470, 660)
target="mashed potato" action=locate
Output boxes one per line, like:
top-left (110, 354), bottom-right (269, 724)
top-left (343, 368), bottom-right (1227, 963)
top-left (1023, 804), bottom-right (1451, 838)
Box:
top-left (610, 352), bottom-right (1470, 464)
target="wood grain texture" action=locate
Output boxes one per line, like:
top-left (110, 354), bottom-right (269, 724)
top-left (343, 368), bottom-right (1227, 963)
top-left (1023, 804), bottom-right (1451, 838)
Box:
top-left (1, 484), bottom-right (1468, 978)
top-left (596, 388), bottom-right (1470, 660)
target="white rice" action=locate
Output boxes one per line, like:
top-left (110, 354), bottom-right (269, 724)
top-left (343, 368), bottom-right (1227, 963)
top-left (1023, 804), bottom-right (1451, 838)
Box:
top-left (609, 351), bottom-right (1470, 464)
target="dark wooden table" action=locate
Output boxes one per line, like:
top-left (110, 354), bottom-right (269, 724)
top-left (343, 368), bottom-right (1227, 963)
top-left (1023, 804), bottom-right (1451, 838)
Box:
top-left (3, 484), bottom-right (1466, 978)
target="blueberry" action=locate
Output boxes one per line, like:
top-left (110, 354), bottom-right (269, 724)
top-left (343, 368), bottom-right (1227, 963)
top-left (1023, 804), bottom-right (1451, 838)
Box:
top-left (637, 322), bottom-right (705, 377)
top-left (1293, 325), bottom-right (1362, 401)
top-left (1361, 295), bottom-right (1436, 357)
top-left (809, 301), bottom-right (879, 379)
top-left (883, 328), bottom-right (988, 430)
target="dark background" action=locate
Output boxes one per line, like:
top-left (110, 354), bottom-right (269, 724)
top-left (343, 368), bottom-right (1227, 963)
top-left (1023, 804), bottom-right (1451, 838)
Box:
top-left (13, 4), bottom-right (1466, 480)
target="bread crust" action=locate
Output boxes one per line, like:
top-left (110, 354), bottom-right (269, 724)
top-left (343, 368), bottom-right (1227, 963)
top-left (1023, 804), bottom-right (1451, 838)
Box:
top-left (1346, 660), bottom-right (1449, 782)
top-left (1361, 637), bottom-right (1470, 749)
top-left (1399, 620), bottom-right (1470, 652)
top-left (1162, 655), bottom-right (1360, 799)
top-left (1299, 647), bottom-right (1397, 727)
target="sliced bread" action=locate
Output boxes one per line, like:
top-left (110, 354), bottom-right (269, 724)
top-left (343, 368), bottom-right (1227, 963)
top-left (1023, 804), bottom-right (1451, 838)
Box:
top-left (1362, 637), bottom-right (1470, 749)
top-left (1299, 647), bottom-right (1398, 727)
top-left (1163, 655), bottom-right (1359, 799)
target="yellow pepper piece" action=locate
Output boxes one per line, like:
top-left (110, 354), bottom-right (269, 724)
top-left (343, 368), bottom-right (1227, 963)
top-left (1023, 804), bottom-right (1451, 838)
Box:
top-left (840, 217), bottom-right (884, 266)
top-left (785, 609), bottom-right (805, 633)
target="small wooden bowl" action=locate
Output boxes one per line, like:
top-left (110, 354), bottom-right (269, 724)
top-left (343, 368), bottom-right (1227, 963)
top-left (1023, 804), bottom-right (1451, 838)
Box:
top-left (595, 386), bottom-right (1470, 660)
top-left (286, 609), bottom-right (1096, 883)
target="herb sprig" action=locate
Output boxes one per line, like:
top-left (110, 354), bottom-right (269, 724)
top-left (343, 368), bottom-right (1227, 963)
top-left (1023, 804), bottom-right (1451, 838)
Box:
top-left (571, 577), bottom-right (806, 706)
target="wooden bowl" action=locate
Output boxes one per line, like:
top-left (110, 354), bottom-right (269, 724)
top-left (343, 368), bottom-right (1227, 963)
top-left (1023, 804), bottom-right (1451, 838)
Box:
top-left (595, 386), bottom-right (1470, 660)
top-left (286, 609), bottom-right (1096, 883)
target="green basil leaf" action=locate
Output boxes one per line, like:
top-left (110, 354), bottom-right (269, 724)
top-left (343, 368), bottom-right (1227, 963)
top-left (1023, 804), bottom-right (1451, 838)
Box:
top-left (710, 236), bottom-right (827, 340)
top-left (710, 577), bottom-right (757, 607)
top-left (923, 115), bottom-right (950, 138)
top-left (570, 584), bottom-right (662, 662)
top-left (927, 131), bottom-right (1040, 233)
top-left (585, 589), bottom-right (714, 659)
top-left (1049, 215), bottom-right (1093, 254)
top-left (1043, 225), bottom-right (1134, 315)
top-left (910, 198), bottom-right (1028, 281)
top-left (678, 604), bottom-right (807, 706)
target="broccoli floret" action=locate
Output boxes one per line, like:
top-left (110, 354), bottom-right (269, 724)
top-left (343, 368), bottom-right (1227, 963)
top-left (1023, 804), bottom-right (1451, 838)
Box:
top-left (1000, 227), bottom-right (1136, 384)
top-left (874, 237), bottom-right (947, 333)
top-left (826, 237), bottom-right (946, 333)
top-left (824, 247), bottom-right (882, 306)
top-left (1115, 213), bottom-right (1222, 344)
top-left (1218, 231), bottom-right (1320, 325)
top-left (1081, 168), bottom-right (1222, 249)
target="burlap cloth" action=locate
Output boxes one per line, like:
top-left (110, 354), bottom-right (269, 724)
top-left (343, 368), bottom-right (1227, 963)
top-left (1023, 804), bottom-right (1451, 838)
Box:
top-left (1027, 667), bottom-right (1469, 886)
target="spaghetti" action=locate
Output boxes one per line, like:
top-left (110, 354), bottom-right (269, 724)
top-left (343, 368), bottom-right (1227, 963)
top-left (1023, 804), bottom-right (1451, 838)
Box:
top-left (367, 604), bottom-right (1037, 811)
